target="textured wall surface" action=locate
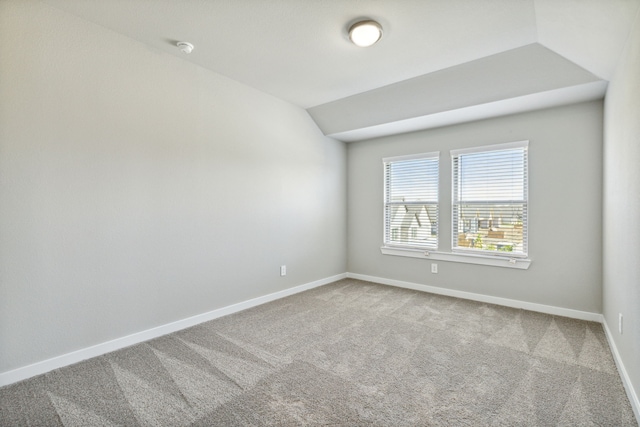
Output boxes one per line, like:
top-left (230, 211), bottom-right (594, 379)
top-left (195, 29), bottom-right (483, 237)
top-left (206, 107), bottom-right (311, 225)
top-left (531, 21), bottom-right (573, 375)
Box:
top-left (603, 7), bottom-right (640, 414)
top-left (0, 1), bottom-right (346, 373)
top-left (348, 101), bottom-right (603, 313)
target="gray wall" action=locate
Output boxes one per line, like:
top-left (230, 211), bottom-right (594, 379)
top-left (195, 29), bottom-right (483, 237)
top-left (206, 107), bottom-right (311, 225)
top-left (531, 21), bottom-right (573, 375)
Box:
top-left (348, 101), bottom-right (603, 313)
top-left (0, 1), bottom-right (346, 373)
top-left (603, 8), bottom-right (640, 409)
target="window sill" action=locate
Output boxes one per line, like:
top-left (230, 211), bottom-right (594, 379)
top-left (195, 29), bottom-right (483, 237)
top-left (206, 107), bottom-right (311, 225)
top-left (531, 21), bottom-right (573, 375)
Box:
top-left (380, 246), bottom-right (531, 269)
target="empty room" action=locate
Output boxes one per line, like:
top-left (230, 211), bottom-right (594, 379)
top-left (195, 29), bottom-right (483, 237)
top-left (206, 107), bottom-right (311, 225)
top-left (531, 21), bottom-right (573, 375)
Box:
top-left (1, 0), bottom-right (639, 425)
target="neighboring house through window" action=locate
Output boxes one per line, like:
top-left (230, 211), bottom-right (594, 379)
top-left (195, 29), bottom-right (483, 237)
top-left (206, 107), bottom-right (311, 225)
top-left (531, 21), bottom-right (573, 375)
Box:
top-left (451, 141), bottom-right (528, 257)
top-left (383, 152), bottom-right (439, 250)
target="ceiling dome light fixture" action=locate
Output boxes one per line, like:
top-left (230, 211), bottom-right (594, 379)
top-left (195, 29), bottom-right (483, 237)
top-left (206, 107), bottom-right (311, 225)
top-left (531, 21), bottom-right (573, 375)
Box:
top-left (348, 20), bottom-right (383, 47)
top-left (176, 41), bottom-right (194, 54)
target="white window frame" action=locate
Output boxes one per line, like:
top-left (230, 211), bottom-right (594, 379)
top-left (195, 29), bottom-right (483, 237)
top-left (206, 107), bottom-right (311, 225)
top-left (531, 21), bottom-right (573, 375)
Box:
top-left (451, 140), bottom-right (529, 258)
top-left (383, 152), bottom-right (440, 251)
top-left (381, 142), bottom-right (531, 269)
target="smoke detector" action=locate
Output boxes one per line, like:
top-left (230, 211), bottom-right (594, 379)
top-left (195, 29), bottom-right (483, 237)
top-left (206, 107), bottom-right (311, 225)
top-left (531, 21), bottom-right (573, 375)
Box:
top-left (176, 41), bottom-right (194, 54)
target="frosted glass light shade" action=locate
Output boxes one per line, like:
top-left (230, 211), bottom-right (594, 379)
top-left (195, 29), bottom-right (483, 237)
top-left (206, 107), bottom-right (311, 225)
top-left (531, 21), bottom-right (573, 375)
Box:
top-left (349, 20), bottom-right (383, 47)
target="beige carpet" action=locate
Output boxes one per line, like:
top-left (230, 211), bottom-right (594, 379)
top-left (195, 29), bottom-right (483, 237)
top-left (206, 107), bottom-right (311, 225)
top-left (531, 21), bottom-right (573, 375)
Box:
top-left (1, 279), bottom-right (636, 426)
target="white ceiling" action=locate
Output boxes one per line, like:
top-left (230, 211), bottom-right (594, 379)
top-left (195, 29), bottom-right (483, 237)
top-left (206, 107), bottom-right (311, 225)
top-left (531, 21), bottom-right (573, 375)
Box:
top-left (42, 0), bottom-right (640, 140)
top-left (308, 43), bottom-right (604, 139)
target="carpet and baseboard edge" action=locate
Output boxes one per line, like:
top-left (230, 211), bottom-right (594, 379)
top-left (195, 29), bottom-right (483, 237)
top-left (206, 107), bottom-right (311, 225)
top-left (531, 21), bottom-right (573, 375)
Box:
top-left (347, 272), bottom-right (639, 425)
top-left (345, 272), bottom-right (602, 322)
top-left (1, 271), bottom-right (638, 425)
top-left (0, 273), bottom-right (346, 387)
top-left (602, 319), bottom-right (640, 424)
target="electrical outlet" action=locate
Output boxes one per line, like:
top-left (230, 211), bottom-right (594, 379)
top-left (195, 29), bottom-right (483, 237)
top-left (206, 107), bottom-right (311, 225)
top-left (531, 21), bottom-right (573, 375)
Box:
top-left (280, 265), bottom-right (287, 276)
top-left (431, 263), bottom-right (438, 274)
top-left (619, 313), bottom-right (623, 334)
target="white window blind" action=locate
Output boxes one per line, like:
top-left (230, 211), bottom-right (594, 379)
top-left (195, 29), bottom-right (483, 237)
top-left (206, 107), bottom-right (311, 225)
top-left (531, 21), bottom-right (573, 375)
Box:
top-left (451, 141), bottom-right (528, 256)
top-left (384, 152), bottom-right (439, 249)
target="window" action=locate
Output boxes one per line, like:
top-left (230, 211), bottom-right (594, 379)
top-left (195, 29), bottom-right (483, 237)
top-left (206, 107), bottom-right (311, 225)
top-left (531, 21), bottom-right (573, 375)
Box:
top-left (451, 141), bottom-right (528, 257)
top-left (384, 152), bottom-right (439, 249)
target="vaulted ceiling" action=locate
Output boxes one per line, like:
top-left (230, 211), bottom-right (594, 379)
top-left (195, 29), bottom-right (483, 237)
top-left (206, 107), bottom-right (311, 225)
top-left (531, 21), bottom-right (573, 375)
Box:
top-left (42, 0), bottom-right (640, 141)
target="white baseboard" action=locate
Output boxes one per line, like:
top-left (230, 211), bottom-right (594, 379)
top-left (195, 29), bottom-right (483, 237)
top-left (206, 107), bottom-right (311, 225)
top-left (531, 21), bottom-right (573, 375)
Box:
top-left (347, 272), bottom-right (640, 422)
top-left (601, 319), bottom-right (640, 424)
top-left (5, 270), bottom-right (637, 425)
top-left (0, 273), bottom-right (346, 388)
top-left (346, 272), bottom-right (602, 322)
